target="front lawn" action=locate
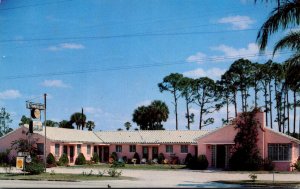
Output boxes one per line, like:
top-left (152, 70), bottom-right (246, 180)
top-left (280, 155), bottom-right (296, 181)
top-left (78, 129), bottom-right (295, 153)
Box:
top-left (0, 172), bottom-right (134, 182)
top-left (67, 163), bottom-right (187, 170)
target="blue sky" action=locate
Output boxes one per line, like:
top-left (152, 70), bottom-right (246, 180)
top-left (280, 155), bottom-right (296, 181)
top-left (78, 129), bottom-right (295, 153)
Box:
top-left (0, 0), bottom-right (293, 131)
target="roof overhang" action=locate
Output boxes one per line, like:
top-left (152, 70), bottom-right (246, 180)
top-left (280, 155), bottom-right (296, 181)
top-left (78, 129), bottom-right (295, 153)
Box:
top-left (137, 144), bottom-right (160, 146)
top-left (203, 142), bottom-right (235, 145)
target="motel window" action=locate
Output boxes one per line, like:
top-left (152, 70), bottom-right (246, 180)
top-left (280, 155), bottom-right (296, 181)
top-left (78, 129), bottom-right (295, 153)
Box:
top-left (129, 145), bottom-right (136, 152)
top-left (268, 144), bottom-right (291, 161)
top-left (166, 145), bottom-right (173, 153)
top-left (55, 144), bottom-right (60, 156)
top-left (116, 145), bottom-right (122, 153)
top-left (37, 143), bottom-right (44, 155)
top-left (87, 145), bottom-right (91, 155)
top-left (77, 144), bottom-right (81, 155)
top-left (181, 145), bottom-right (188, 153)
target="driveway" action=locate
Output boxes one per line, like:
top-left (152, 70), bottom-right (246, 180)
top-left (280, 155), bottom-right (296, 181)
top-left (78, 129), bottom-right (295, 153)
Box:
top-left (0, 167), bottom-right (300, 188)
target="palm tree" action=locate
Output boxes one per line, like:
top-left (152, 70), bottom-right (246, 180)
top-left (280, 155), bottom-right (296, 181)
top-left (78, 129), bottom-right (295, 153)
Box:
top-left (124, 121), bottom-right (132, 131)
top-left (70, 112), bottom-right (86, 130)
top-left (256, 0), bottom-right (300, 52)
top-left (86, 121), bottom-right (95, 131)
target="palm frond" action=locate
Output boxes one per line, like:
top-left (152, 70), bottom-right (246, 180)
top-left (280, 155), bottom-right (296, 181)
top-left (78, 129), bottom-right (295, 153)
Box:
top-left (273, 31), bottom-right (300, 54)
top-left (257, 0), bottom-right (300, 51)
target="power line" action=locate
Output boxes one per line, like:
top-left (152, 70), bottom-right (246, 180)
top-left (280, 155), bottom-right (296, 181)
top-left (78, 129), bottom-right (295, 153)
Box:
top-left (0, 51), bottom-right (292, 80)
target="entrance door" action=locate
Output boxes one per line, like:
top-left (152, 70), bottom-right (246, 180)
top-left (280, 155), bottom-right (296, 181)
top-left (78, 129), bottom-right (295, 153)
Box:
top-left (142, 147), bottom-right (149, 159)
top-left (99, 147), bottom-right (103, 162)
top-left (152, 147), bottom-right (158, 159)
top-left (69, 146), bottom-right (74, 163)
top-left (63, 145), bottom-right (68, 155)
top-left (216, 145), bottom-right (225, 168)
top-left (103, 146), bottom-right (109, 162)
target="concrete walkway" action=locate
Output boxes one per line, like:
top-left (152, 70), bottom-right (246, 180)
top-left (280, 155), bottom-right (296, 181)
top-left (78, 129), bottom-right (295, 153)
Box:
top-left (0, 167), bottom-right (300, 188)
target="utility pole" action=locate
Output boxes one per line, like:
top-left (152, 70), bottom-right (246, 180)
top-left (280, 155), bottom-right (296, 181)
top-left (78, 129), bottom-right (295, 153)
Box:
top-left (44, 93), bottom-right (47, 172)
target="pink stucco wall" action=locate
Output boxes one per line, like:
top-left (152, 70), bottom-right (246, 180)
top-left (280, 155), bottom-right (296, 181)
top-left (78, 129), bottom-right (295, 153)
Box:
top-left (0, 126), bottom-right (51, 161)
top-left (197, 111), bottom-right (300, 171)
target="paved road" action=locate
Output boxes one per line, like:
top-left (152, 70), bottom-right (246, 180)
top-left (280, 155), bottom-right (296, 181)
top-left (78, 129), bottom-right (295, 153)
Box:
top-left (0, 167), bottom-right (300, 188)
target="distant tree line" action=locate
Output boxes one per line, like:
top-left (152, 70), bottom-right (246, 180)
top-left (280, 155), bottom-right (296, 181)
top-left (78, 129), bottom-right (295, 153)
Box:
top-left (19, 109), bottom-right (96, 131)
top-left (154, 59), bottom-right (299, 138)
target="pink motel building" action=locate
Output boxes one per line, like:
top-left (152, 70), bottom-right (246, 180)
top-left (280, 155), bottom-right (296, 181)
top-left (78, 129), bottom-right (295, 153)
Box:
top-left (0, 111), bottom-right (299, 171)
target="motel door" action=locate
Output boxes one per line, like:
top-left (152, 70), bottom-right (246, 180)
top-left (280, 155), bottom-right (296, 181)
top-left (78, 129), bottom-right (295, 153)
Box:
top-left (69, 146), bottom-right (74, 163)
top-left (142, 147), bottom-right (149, 160)
top-left (103, 146), bottom-right (109, 162)
top-left (216, 145), bottom-right (226, 168)
top-left (152, 147), bottom-right (158, 159)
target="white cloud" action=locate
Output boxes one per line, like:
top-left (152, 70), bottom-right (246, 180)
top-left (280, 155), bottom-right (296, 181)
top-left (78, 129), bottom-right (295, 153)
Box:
top-left (186, 52), bottom-right (207, 64)
top-left (0, 90), bottom-right (21, 100)
top-left (48, 43), bottom-right (85, 51)
top-left (218, 15), bottom-right (254, 30)
top-left (183, 68), bottom-right (226, 80)
top-left (41, 80), bottom-right (70, 88)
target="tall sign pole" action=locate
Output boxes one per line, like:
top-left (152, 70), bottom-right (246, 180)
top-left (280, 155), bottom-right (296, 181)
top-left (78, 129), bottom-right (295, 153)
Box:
top-left (44, 93), bottom-right (47, 172)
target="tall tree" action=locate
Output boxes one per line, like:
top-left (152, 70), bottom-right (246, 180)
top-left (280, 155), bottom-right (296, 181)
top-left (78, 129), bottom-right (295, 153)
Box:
top-left (19, 115), bottom-right (31, 126)
top-left (0, 108), bottom-right (13, 137)
top-left (59, 120), bottom-right (74, 129)
top-left (124, 121), bottom-right (132, 131)
top-left (44, 120), bottom-right (58, 127)
top-left (178, 77), bottom-right (195, 130)
top-left (86, 121), bottom-right (95, 131)
top-left (132, 100), bottom-right (169, 130)
top-left (70, 112), bottom-right (86, 130)
top-left (256, 0), bottom-right (300, 52)
top-left (158, 73), bottom-right (183, 130)
top-left (228, 59), bottom-right (254, 113)
top-left (193, 77), bottom-right (217, 130)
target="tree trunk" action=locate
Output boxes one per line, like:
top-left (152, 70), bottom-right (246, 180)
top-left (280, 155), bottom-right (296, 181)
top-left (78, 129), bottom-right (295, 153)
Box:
top-left (226, 96), bottom-right (229, 123)
top-left (275, 84), bottom-right (282, 132)
top-left (186, 96), bottom-right (190, 130)
top-left (283, 88), bottom-right (286, 133)
top-left (199, 90), bottom-right (205, 130)
top-left (269, 82), bottom-right (273, 129)
top-left (174, 92), bottom-right (178, 130)
top-left (234, 90), bottom-right (237, 118)
top-left (264, 85), bottom-right (269, 127)
top-left (293, 90), bottom-right (296, 135)
top-left (286, 89), bottom-right (290, 134)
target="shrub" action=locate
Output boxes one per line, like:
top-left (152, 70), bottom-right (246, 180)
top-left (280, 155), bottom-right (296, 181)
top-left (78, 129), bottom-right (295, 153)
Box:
top-left (293, 159), bottom-right (300, 171)
top-left (187, 155), bottom-right (208, 170)
top-left (111, 161), bottom-right (125, 168)
top-left (107, 168), bottom-right (122, 177)
top-left (158, 153), bottom-right (164, 164)
top-left (91, 153), bottom-right (99, 163)
top-left (184, 153), bottom-right (193, 165)
top-left (58, 153), bottom-right (69, 166)
top-left (133, 152), bottom-right (140, 164)
top-left (110, 152), bottom-right (118, 161)
top-left (46, 153), bottom-right (56, 165)
top-left (75, 153), bottom-right (86, 165)
top-left (122, 156), bottom-right (128, 163)
top-left (9, 156), bottom-right (16, 166)
top-left (263, 158), bottom-right (274, 171)
top-left (25, 161), bottom-right (44, 175)
top-left (0, 150), bottom-right (10, 165)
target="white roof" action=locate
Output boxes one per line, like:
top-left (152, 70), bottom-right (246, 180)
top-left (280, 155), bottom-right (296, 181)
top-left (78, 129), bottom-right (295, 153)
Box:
top-left (34, 126), bottom-right (103, 143)
top-left (32, 126), bottom-right (209, 144)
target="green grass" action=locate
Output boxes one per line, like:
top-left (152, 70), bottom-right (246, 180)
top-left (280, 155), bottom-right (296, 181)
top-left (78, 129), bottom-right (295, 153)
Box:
top-left (66, 163), bottom-right (187, 170)
top-left (0, 172), bottom-right (134, 182)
